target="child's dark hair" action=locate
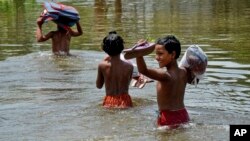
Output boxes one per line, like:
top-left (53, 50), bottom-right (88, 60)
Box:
top-left (57, 24), bottom-right (67, 32)
top-left (102, 31), bottom-right (124, 56)
top-left (156, 35), bottom-right (181, 59)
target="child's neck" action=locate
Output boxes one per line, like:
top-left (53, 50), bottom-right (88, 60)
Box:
top-left (166, 60), bottom-right (178, 70)
top-left (110, 54), bottom-right (120, 59)
top-left (110, 54), bottom-right (122, 62)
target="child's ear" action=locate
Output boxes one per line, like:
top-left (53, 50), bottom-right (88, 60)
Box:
top-left (172, 51), bottom-right (176, 59)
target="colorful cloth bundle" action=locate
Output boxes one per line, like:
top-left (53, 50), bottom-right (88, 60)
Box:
top-left (41, 1), bottom-right (80, 27)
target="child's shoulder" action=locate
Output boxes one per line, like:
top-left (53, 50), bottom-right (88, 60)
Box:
top-left (98, 59), bottom-right (111, 68)
top-left (178, 66), bottom-right (189, 78)
top-left (123, 59), bottom-right (134, 67)
top-left (120, 56), bottom-right (133, 67)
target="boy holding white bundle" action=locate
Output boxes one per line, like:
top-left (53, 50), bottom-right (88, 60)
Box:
top-left (134, 35), bottom-right (207, 129)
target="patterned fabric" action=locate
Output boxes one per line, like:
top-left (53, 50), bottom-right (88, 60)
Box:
top-left (103, 94), bottom-right (133, 108)
top-left (41, 2), bottom-right (80, 27)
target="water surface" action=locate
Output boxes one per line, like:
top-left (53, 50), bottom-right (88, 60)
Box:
top-left (0, 0), bottom-right (250, 141)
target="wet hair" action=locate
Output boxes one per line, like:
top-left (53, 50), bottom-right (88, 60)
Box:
top-left (156, 35), bottom-right (181, 59)
top-left (102, 31), bottom-right (124, 56)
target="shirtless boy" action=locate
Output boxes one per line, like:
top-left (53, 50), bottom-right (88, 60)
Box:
top-left (96, 31), bottom-right (134, 108)
top-left (36, 17), bottom-right (83, 55)
top-left (136, 35), bottom-right (190, 128)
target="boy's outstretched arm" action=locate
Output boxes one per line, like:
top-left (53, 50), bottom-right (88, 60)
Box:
top-left (96, 64), bottom-right (104, 89)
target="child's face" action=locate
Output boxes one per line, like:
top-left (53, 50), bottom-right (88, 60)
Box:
top-left (155, 44), bottom-right (174, 68)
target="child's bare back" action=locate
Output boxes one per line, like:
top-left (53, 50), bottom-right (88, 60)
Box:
top-left (96, 31), bottom-right (133, 108)
top-left (50, 30), bottom-right (71, 55)
top-left (97, 55), bottom-right (133, 95)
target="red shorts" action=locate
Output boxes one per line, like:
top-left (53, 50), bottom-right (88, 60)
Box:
top-left (157, 108), bottom-right (190, 128)
top-left (103, 93), bottom-right (133, 108)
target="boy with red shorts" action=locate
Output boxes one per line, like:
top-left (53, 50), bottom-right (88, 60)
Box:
top-left (96, 31), bottom-right (134, 108)
top-left (136, 35), bottom-right (193, 128)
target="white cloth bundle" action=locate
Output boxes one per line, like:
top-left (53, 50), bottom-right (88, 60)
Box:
top-left (179, 45), bottom-right (208, 82)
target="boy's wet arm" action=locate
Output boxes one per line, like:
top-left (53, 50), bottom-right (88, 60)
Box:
top-left (136, 57), bottom-right (169, 81)
top-left (136, 56), bottom-right (148, 73)
top-left (96, 65), bottom-right (104, 89)
top-left (144, 68), bottom-right (170, 81)
top-left (36, 28), bottom-right (53, 42)
top-left (71, 22), bottom-right (83, 36)
top-left (36, 26), bottom-right (43, 42)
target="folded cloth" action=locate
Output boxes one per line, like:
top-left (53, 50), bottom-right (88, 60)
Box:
top-left (131, 73), bottom-right (153, 89)
top-left (130, 62), bottom-right (154, 89)
top-left (103, 94), bottom-right (133, 108)
top-left (41, 2), bottom-right (80, 27)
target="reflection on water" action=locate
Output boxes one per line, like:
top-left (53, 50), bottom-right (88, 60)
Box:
top-left (0, 0), bottom-right (250, 141)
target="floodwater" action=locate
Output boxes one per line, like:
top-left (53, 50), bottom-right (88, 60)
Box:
top-left (0, 0), bottom-right (250, 141)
